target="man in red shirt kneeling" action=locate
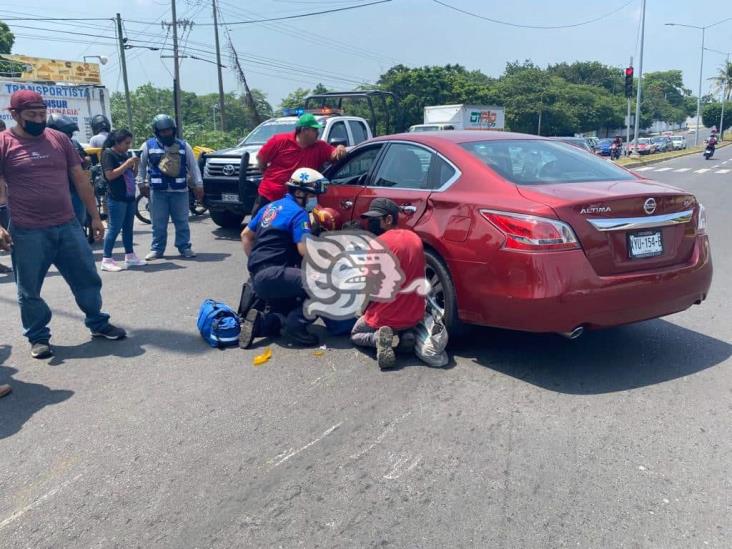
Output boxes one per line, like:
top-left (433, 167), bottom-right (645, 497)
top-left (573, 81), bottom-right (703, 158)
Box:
top-left (351, 198), bottom-right (426, 370)
top-left (253, 113), bottom-right (346, 217)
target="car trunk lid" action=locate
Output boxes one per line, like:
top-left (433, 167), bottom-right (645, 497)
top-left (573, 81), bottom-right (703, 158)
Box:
top-left (517, 179), bottom-right (699, 275)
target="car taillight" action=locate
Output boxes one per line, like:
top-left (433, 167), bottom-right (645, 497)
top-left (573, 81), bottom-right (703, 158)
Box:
top-left (480, 209), bottom-right (580, 251)
top-left (697, 203), bottom-right (707, 235)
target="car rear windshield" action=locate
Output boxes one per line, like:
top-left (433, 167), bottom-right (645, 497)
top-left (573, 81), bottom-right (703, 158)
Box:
top-left (461, 139), bottom-right (635, 185)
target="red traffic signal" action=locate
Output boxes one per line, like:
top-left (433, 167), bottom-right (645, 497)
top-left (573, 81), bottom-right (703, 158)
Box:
top-left (625, 67), bottom-right (634, 77)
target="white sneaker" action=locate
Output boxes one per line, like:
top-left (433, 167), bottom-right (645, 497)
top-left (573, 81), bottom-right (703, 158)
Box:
top-left (101, 258), bottom-right (123, 272)
top-left (124, 253), bottom-right (146, 267)
top-left (145, 251), bottom-right (163, 261)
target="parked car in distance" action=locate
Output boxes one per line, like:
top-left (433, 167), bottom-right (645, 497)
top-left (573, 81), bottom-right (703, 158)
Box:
top-left (596, 139), bottom-right (614, 156)
top-left (651, 136), bottom-right (673, 153)
top-left (319, 131), bottom-right (712, 337)
top-left (671, 135), bottom-right (687, 150)
top-left (548, 137), bottom-right (594, 154)
top-left (586, 136), bottom-right (600, 151)
top-left (628, 138), bottom-right (656, 155)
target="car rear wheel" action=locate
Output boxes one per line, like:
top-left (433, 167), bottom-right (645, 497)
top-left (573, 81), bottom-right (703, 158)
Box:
top-left (210, 210), bottom-right (244, 229)
top-left (424, 249), bottom-right (465, 338)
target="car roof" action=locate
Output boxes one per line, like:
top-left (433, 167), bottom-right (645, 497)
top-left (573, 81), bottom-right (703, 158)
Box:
top-left (371, 130), bottom-right (542, 145)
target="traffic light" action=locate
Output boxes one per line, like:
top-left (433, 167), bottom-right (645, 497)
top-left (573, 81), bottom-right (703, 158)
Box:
top-left (624, 67), bottom-right (634, 98)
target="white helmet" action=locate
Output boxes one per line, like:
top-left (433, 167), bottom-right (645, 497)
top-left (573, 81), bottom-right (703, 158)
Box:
top-left (287, 167), bottom-right (328, 194)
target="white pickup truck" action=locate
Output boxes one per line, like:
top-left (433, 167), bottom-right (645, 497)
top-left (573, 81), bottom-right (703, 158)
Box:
top-left (202, 109), bottom-right (373, 228)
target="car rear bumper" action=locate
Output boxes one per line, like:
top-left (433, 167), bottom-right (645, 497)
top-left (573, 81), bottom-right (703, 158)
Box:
top-left (452, 235), bottom-right (712, 332)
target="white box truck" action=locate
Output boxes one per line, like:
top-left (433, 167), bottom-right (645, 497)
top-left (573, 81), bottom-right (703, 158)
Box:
top-left (413, 104), bottom-right (505, 131)
top-left (0, 80), bottom-right (112, 142)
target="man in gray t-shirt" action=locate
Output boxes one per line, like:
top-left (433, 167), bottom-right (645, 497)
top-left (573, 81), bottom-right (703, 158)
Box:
top-left (88, 114), bottom-right (111, 148)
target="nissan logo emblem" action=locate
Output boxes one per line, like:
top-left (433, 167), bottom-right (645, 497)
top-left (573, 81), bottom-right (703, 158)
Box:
top-left (222, 164), bottom-right (235, 176)
top-left (643, 198), bottom-right (657, 215)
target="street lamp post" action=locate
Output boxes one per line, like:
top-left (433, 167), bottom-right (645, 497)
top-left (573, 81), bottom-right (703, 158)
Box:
top-left (83, 55), bottom-right (109, 66)
top-left (665, 17), bottom-right (732, 146)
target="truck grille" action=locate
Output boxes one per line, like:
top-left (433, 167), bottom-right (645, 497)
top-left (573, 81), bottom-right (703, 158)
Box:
top-left (205, 162), bottom-right (262, 181)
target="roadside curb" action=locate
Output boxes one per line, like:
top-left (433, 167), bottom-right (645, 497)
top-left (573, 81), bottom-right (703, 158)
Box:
top-left (618, 142), bottom-right (731, 169)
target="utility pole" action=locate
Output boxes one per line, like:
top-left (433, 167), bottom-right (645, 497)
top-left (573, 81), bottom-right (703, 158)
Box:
top-left (228, 41), bottom-right (261, 125)
top-left (171, 0), bottom-right (182, 137)
top-left (696, 27), bottom-right (705, 146)
top-left (632, 0), bottom-right (646, 156)
top-left (721, 53), bottom-right (729, 140)
top-left (212, 0), bottom-right (226, 131)
top-left (115, 13), bottom-right (133, 132)
top-left (626, 57), bottom-right (633, 155)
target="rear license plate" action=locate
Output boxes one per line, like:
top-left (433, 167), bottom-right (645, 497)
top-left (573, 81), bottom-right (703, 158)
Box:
top-left (628, 231), bottom-right (663, 259)
top-left (221, 193), bottom-right (239, 203)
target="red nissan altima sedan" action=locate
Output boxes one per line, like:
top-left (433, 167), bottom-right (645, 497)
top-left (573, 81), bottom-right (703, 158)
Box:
top-left (318, 131), bottom-right (712, 337)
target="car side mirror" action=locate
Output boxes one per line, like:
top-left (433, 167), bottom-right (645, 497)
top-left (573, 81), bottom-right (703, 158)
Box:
top-left (328, 137), bottom-right (348, 147)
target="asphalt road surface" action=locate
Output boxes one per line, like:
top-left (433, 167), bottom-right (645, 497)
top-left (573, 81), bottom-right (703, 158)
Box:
top-left (1, 147), bottom-right (730, 548)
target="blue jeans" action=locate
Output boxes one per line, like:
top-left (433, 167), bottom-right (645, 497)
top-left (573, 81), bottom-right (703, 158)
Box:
top-left (150, 190), bottom-right (191, 254)
top-left (9, 219), bottom-right (111, 343)
top-left (70, 187), bottom-right (87, 226)
top-left (103, 198), bottom-right (136, 258)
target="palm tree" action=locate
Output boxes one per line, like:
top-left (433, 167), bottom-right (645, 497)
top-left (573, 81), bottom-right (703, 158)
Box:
top-left (709, 60), bottom-right (732, 101)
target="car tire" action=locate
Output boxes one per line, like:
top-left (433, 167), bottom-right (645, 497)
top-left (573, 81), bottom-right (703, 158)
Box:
top-left (210, 210), bottom-right (244, 229)
top-left (424, 249), bottom-right (466, 339)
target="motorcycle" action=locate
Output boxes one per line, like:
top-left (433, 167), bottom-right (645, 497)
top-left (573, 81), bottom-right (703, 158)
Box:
top-left (610, 143), bottom-right (622, 160)
top-left (135, 188), bottom-right (207, 225)
top-left (703, 142), bottom-right (715, 160)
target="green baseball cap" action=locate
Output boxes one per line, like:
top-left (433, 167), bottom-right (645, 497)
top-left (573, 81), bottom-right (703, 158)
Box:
top-left (296, 113), bottom-right (323, 130)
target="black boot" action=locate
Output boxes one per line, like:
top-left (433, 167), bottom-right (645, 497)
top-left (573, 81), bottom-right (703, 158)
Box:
top-left (283, 326), bottom-right (319, 347)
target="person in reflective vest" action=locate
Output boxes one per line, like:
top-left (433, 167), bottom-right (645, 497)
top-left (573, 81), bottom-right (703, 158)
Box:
top-left (137, 114), bottom-right (203, 260)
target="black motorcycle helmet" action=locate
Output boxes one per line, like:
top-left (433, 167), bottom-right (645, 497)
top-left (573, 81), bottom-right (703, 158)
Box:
top-left (47, 114), bottom-right (79, 137)
top-left (152, 114), bottom-right (176, 135)
top-left (90, 114), bottom-right (111, 135)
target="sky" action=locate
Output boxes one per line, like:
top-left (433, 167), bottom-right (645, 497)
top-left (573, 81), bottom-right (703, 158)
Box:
top-left (2, 0), bottom-right (731, 111)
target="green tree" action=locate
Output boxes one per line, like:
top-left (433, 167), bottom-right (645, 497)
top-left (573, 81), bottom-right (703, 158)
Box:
top-left (709, 60), bottom-right (732, 102)
top-left (0, 20), bottom-right (23, 77)
top-left (702, 101), bottom-right (732, 131)
top-left (278, 88), bottom-right (311, 112)
top-left (547, 61), bottom-right (624, 94)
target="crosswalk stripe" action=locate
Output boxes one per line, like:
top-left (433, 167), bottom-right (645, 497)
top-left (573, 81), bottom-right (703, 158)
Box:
top-left (695, 168), bottom-right (711, 173)
top-left (674, 168), bottom-right (691, 172)
top-left (715, 169), bottom-right (731, 174)
top-left (634, 167), bottom-right (654, 171)
top-left (654, 167), bottom-right (672, 172)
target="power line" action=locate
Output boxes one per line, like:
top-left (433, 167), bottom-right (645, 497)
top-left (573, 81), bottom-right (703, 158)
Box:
top-left (432, 0), bottom-right (636, 30)
top-left (124, 0), bottom-right (391, 26)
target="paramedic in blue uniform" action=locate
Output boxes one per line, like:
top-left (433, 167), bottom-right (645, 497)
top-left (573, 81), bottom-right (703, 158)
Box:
top-left (239, 167), bottom-right (327, 349)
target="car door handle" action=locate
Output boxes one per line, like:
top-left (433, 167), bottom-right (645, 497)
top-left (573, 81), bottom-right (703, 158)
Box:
top-left (400, 204), bottom-right (417, 215)
top-left (341, 200), bottom-right (353, 209)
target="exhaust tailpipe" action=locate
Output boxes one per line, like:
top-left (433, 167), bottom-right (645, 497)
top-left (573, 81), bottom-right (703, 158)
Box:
top-left (559, 326), bottom-right (585, 340)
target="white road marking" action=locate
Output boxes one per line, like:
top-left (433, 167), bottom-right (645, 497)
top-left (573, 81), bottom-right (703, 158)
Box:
top-left (348, 411), bottom-right (413, 461)
top-left (673, 168), bottom-right (691, 172)
top-left (695, 169), bottom-right (711, 173)
top-left (633, 167), bottom-right (654, 171)
top-left (715, 169), bottom-right (731, 174)
top-left (654, 167), bottom-right (672, 172)
top-left (270, 423), bottom-right (342, 467)
top-left (0, 474), bottom-right (83, 530)
top-left (384, 454), bottom-right (422, 480)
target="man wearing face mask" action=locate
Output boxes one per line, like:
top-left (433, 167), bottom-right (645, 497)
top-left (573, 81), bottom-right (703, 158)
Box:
top-left (0, 90), bottom-right (126, 359)
top-left (351, 198), bottom-right (426, 370)
top-left (239, 167), bottom-right (327, 348)
top-left (137, 114), bottom-right (203, 260)
top-left (252, 113), bottom-right (347, 217)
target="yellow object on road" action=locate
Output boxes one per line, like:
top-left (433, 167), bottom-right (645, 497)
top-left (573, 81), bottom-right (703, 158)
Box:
top-left (253, 347), bottom-right (272, 366)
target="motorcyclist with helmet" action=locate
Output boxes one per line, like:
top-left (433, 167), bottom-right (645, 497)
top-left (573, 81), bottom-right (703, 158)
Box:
top-left (238, 167), bottom-right (328, 349)
top-left (89, 114), bottom-right (111, 149)
top-left (136, 114), bottom-right (203, 260)
top-left (46, 114), bottom-right (91, 225)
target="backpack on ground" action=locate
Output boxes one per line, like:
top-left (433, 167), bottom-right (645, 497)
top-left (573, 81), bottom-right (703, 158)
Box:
top-left (414, 297), bottom-right (449, 368)
top-left (197, 299), bottom-right (241, 348)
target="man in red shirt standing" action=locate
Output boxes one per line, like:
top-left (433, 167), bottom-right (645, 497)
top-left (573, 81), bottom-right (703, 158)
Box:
top-left (350, 198), bottom-right (426, 370)
top-left (253, 113), bottom-right (346, 216)
top-left (0, 90), bottom-right (126, 359)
